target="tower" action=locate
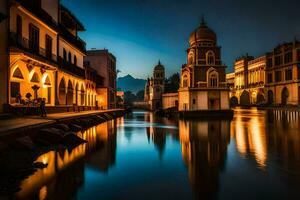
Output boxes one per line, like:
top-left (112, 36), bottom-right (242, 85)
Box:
top-left (178, 17), bottom-right (231, 114)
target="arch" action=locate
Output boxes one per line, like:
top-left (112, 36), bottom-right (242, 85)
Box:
top-left (68, 52), bottom-right (72, 63)
top-left (207, 68), bottom-right (218, 87)
top-left (230, 96), bottom-right (238, 107)
top-left (240, 90), bottom-right (250, 106)
top-left (74, 55), bottom-right (77, 66)
top-left (30, 72), bottom-right (40, 83)
top-left (43, 75), bottom-right (51, 86)
top-left (12, 67), bottom-right (24, 79)
top-left (256, 93), bottom-right (265, 104)
top-left (75, 83), bottom-right (78, 105)
top-left (66, 80), bottom-right (73, 105)
top-left (267, 90), bottom-right (274, 105)
top-left (80, 83), bottom-right (85, 105)
top-left (281, 87), bottom-right (289, 105)
top-left (58, 78), bottom-right (66, 105)
top-left (206, 51), bottom-right (215, 65)
top-left (63, 48), bottom-right (67, 61)
top-left (188, 51), bottom-right (194, 64)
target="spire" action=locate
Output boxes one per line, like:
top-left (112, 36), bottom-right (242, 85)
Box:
top-left (201, 14), bottom-right (206, 26)
top-left (158, 60), bottom-right (161, 65)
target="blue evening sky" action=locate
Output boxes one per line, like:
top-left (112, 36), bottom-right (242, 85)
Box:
top-left (62, 0), bottom-right (300, 79)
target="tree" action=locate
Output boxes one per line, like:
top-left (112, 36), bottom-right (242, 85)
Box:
top-left (136, 90), bottom-right (145, 101)
top-left (124, 91), bottom-right (137, 106)
top-left (165, 73), bottom-right (180, 93)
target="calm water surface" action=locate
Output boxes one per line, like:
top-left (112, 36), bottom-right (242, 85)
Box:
top-left (15, 108), bottom-right (300, 200)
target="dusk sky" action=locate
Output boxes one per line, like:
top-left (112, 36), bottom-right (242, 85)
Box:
top-left (62, 0), bottom-right (300, 79)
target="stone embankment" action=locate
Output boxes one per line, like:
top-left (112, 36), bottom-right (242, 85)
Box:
top-left (0, 109), bottom-right (127, 198)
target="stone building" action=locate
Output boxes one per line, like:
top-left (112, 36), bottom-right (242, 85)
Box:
top-left (144, 61), bottom-right (165, 110)
top-left (227, 55), bottom-right (266, 105)
top-left (178, 18), bottom-right (230, 113)
top-left (84, 49), bottom-right (117, 109)
top-left (1, 0), bottom-right (101, 113)
top-left (265, 41), bottom-right (300, 105)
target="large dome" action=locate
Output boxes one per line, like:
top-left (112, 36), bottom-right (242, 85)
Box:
top-left (189, 19), bottom-right (217, 46)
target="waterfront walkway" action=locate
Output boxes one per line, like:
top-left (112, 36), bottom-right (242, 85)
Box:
top-left (0, 109), bottom-right (123, 136)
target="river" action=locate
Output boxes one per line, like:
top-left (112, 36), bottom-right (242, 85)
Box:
top-left (14, 108), bottom-right (300, 200)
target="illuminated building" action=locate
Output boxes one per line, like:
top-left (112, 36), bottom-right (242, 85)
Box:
top-left (144, 61), bottom-right (165, 110)
top-left (265, 41), bottom-right (300, 105)
top-left (84, 49), bottom-right (117, 109)
top-left (227, 55), bottom-right (266, 105)
top-left (0, 0), bottom-right (104, 113)
top-left (178, 18), bottom-right (231, 115)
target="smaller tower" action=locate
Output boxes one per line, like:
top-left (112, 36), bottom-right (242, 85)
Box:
top-left (151, 60), bottom-right (165, 110)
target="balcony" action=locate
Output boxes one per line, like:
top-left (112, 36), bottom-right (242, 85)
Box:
top-left (59, 25), bottom-right (86, 53)
top-left (10, 32), bottom-right (57, 64)
top-left (57, 56), bottom-right (85, 78)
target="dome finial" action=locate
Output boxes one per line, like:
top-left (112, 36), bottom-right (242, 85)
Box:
top-left (201, 14), bottom-right (206, 26)
top-left (158, 60), bottom-right (161, 65)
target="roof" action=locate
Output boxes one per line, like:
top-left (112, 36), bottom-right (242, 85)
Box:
top-left (60, 4), bottom-right (85, 31)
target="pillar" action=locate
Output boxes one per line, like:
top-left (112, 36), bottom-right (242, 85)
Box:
top-left (0, 0), bottom-right (9, 113)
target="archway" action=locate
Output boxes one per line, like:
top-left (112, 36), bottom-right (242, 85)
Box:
top-left (240, 90), bottom-right (250, 106)
top-left (58, 78), bottom-right (66, 105)
top-left (66, 80), bottom-right (73, 105)
top-left (281, 87), bottom-right (288, 105)
top-left (75, 83), bottom-right (78, 105)
top-left (256, 93), bottom-right (265, 105)
top-left (267, 90), bottom-right (274, 105)
top-left (80, 84), bottom-right (85, 105)
top-left (230, 96), bottom-right (238, 107)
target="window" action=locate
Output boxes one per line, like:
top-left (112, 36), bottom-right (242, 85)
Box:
top-left (267, 73), bottom-right (273, 83)
top-left (267, 58), bottom-right (273, 68)
top-left (208, 70), bottom-right (218, 87)
top-left (285, 69), bottom-right (292, 81)
top-left (45, 35), bottom-right (52, 59)
top-left (275, 56), bottom-right (282, 66)
top-left (29, 23), bottom-right (39, 53)
top-left (63, 48), bottom-right (67, 61)
top-left (284, 52), bottom-right (292, 63)
top-left (297, 49), bottom-right (300, 61)
top-left (275, 71), bottom-right (282, 82)
top-left (10, 82), bottom-right (20, 98)
top-left (182, 75), bottom-right (188, 87)
top-left (74, 55), bottom-right (77, 66)
top-left (207, 51), bottom-right (215, 65)
top-left (193, 99), bottom-right (196, 104)
top-left (16, 15), bottom-right (22, 40)
top-left (68, 52), bottom-right (72, 63)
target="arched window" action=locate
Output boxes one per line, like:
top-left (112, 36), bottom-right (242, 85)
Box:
top-left (182, 75), bottom-right (188, 87)
top-left (188, 52), bottom-right (194, 64)
top-left (30, 72), bottom-right (40, 83)
top-left (208, 70), bottom-right (218, 87)
top-left (74, 55), bottom-right (77, 66)
top-left (206, 51), bottom-right (215, 65)
top-left (12, 67), bottom-right (24, 79)
top-left (63, 48), bottom-right (67, 61)
top-left (68, 52), bottom-right (72, 63)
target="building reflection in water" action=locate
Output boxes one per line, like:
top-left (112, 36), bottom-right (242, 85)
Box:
top-left (145, 112), bottom-right (179, 158)
top-left (179, 119), bottom-right (230, 199)
top-left (231, 108), bottom-right (267, 168)
top-left (15, 119), bottom-right (117, 200)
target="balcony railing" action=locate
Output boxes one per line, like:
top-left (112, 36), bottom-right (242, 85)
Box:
top-left (10, 32), bottom-right (57, 62)
top-left (59, 25), bottom-right (86, 53)
top-left (57, 56), bottom-right (85, 78)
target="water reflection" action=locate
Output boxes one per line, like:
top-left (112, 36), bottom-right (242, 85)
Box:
top-left (231, 108), bottom-right (267, 168)
top-left (179, 120), bottom-right (230, 199)
top-left (12, 109), bottom-right (300, 200)
top-left (16, 119), bottom-right (117, 200)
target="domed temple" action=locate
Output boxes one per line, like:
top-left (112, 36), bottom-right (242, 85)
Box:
top-left (178, 18), bottom-right (232, 116)
top-left (144, 61), bottom-right (165, 110)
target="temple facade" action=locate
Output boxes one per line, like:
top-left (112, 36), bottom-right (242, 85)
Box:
top-left (178, 19), bottom-right (230, 113)
top-left (144, 61), bottom-right (165, 110)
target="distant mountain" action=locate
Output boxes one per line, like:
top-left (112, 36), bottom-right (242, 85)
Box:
top-left (117, 74), bottom-right (146, 94)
